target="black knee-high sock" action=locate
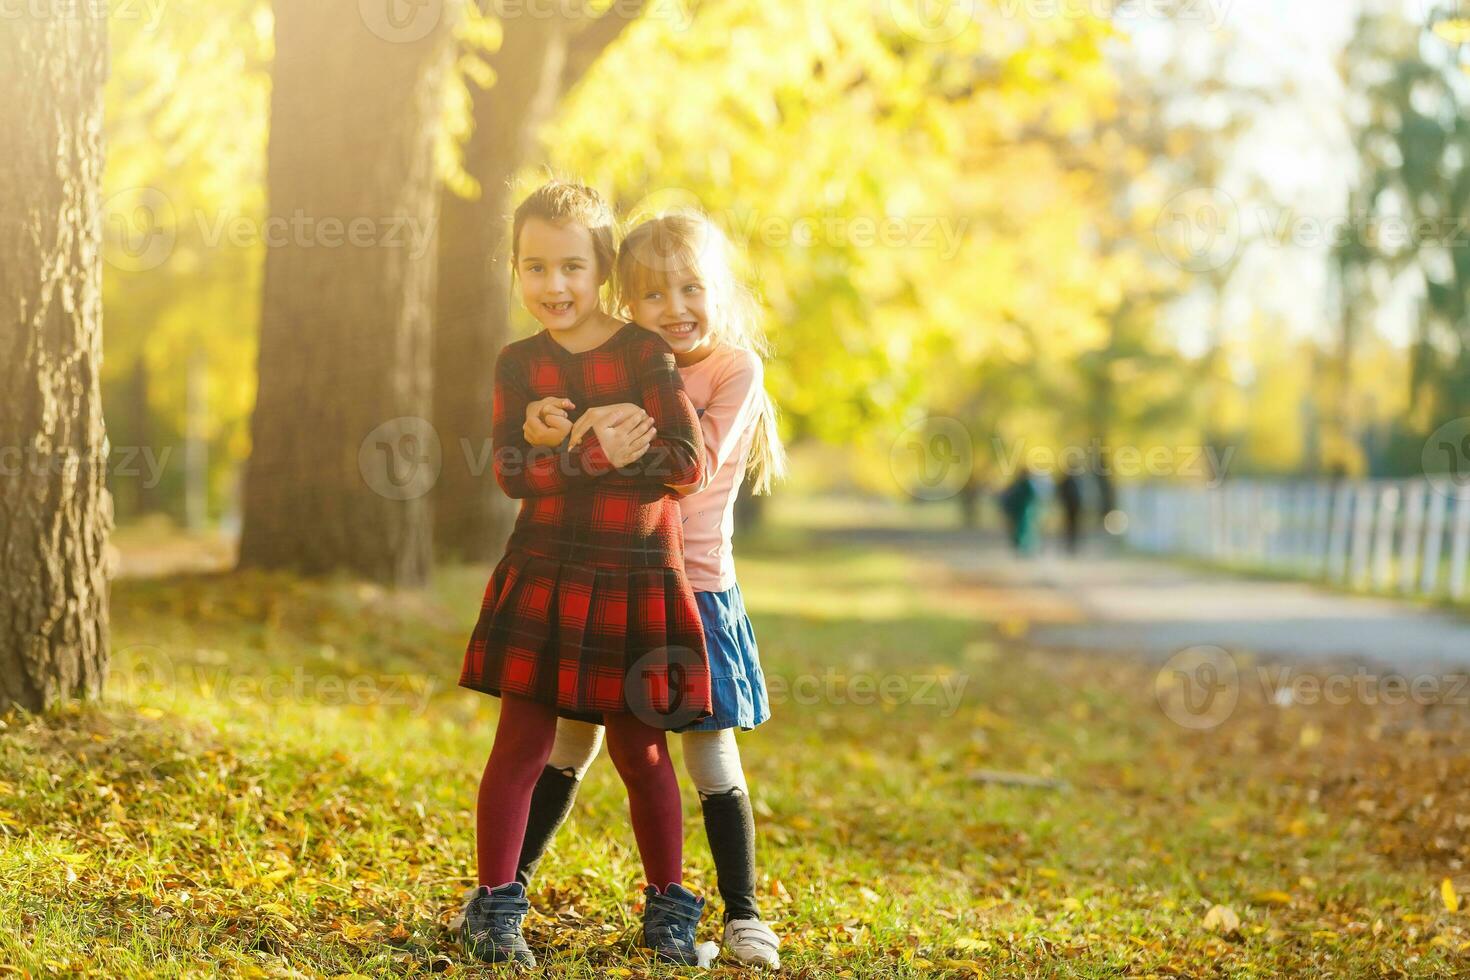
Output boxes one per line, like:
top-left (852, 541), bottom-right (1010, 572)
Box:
top-left (515, 765), bottom-right (581, 888)
top-left (701, 788), bottom-right (761, 922)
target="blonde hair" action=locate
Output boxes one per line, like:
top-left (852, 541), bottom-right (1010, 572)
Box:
top-left (616, 211), bottom-right (787, 495)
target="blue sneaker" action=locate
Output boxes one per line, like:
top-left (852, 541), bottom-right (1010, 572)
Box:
top-left (642, 883), bottom-right (706, 965)
top-left (457, 881), bottom-right (536, 966)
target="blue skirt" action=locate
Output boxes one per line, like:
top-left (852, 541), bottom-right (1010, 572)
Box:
top-left (677, 582), bottom-right (771, 732)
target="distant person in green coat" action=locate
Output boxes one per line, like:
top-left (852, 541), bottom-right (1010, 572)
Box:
top-left (1000, 467), bottom-right (1041, 556)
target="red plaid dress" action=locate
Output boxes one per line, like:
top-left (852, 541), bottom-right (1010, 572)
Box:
top-left (459, 323), bottom-right (712, 729)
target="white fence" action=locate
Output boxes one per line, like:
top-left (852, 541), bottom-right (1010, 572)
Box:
top-left (1120, 480), bottom-right (1470, 601)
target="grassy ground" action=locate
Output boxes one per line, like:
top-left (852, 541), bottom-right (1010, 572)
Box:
top-left (3, 512), bottom-right (1469, 977)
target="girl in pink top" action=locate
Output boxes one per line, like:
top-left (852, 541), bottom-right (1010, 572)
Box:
top-left (519, 211), bottom-right (787, 967)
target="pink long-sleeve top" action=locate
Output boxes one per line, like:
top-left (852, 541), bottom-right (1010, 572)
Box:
top-left (676, 343), bottom-right (764, 593)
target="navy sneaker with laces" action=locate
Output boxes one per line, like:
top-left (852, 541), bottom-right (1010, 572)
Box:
top-left (456, 881), bottom-right (536, 966)
top-left (642, 882), bottom-right (706, 965)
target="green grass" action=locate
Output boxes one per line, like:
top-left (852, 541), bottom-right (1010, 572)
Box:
top-left (2, 515), bottom-right (1468, 976)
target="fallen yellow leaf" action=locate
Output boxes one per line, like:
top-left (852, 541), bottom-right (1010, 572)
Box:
top-left (1202, 904), bottom-right (1241, 937)
top-left (1443, 878), bottom-right (1460, 914)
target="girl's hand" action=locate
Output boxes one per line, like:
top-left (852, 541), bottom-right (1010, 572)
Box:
top-left (525, 396), bottom-right (575, 446)
top-left (567, 403), bottom-right (650, 449)
top-left (593, 412), bottom-right (657, 469)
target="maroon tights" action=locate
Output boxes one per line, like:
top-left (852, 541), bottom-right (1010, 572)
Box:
top-left (475, 694), bottom-right (683, 890)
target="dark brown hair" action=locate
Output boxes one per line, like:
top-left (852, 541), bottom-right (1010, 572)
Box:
top-left (510, 179), bottom-right (617, 280)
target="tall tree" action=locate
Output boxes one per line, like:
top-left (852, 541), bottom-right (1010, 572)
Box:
top-left (238, 0), bottom-right (453, 586)
top-left (550, 0), bottom-right (1126, 487)
top-left (0, 10), bottom-right (112, 712)
top-left (431, 0), bottom-right (645, 562)
top-left (1340, 8), bottom-right (1470, 439)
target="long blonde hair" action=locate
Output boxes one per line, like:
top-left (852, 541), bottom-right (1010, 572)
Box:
top-left (616, 211), bottom-right (787, 495)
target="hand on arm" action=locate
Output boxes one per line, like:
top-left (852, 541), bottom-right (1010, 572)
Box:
top-left (567, 403), bottom-right (651, 452)
top-left (589, 411), bottom-right (658, 468)
top-left (492, 356), bottom-right (612, 499)
top-left (582, 346), bottom-right (703, 490)
top-left (524, 396), bottom-right (575, 447)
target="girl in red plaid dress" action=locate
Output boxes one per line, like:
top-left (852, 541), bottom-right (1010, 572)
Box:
top-left (454, 182), bottom-right (712, 967)
top-left (517, 212), bottom-right (787, 968)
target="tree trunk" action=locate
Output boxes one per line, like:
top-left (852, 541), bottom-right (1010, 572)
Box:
top-left (238, 0), bottom-right (452, 587)
top-left (431, 18), bottom-right (571, 563)
top-left (0, 10), bottom-right (112, 714)
top-left (431, 3), bottom-right (646, 563)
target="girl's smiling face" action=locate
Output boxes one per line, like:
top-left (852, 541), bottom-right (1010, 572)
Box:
top-left (516, 217), bottom-right (607, 335)
top-left (628, 269), bottom-right (716, 363)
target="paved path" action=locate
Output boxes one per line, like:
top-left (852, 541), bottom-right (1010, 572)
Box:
top-left (952, 541), bottom-right (1470, 673)
top-left (826, 527), bottom-right (1470, 673)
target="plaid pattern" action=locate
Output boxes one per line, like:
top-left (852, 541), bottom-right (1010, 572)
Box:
top-left (491, 325), bottom-right (704, 567)
top-left (460, 324), bottom-right (711, 727)
top-left (460, 551), bottom-right (711, 725)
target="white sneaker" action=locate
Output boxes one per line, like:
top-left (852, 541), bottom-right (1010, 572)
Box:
top-left (722, 918), bottom-right (781, 968)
